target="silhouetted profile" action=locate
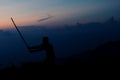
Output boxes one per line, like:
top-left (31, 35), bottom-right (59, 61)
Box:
top-left (29, 37), bottom-right (55, 66)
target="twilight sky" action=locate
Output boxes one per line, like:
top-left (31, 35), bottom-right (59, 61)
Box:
top-left (0, 0), bottom-right (120, 29)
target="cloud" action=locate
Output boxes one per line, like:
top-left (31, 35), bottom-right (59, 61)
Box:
top-left (37, 14), bottom-right (53, 22)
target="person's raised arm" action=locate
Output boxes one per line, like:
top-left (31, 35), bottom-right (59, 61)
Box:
top-left (29, 45), bottom-right (40, 49)
top-left (28, 45), bottom-right (44, 53)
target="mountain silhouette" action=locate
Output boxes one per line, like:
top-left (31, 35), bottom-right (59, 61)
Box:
top-left (104, 16), bottom-right (119, 25)
top-left (78, 40), bottom-right (120, 63)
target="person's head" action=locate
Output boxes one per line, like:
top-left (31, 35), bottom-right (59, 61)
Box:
top-left (43, 36), bottom-right (49, 44)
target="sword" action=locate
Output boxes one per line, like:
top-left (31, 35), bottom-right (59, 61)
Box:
top-left (11, 17), bottom-right (30, 52)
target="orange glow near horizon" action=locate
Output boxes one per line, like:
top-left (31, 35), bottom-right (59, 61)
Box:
top-left (0, 0), bottom-right (120, 30)
top-left (1, 16), bottom-right (40, 29)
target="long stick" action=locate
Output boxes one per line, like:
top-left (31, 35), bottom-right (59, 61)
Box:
top-left (11, 17), bottom-right (30, 51)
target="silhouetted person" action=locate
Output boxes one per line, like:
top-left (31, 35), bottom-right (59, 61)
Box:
top-left (29, 37), bottom-right (55, 66)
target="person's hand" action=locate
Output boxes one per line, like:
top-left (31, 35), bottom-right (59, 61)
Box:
top-left (28, 46), bottom-right (31, 49)
top-left (28, 46), bottom-right (33, 53)
top-left (29, 49), bottom-right (34, 53)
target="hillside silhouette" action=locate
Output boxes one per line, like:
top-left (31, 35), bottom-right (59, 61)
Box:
top-left (0, 40), bottom-right (120, 79)
top-left (79, 40), bottom-right (120, 63)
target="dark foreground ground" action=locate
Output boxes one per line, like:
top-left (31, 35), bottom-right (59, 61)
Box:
top-left (0, 40), bottom-right (120, 79)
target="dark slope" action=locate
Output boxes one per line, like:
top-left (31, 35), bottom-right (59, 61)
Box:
top-left (0, 40), bottom-right (120, 79)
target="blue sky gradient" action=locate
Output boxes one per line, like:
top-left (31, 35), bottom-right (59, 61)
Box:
top-left (0, 0), bottom-right (120, 28)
